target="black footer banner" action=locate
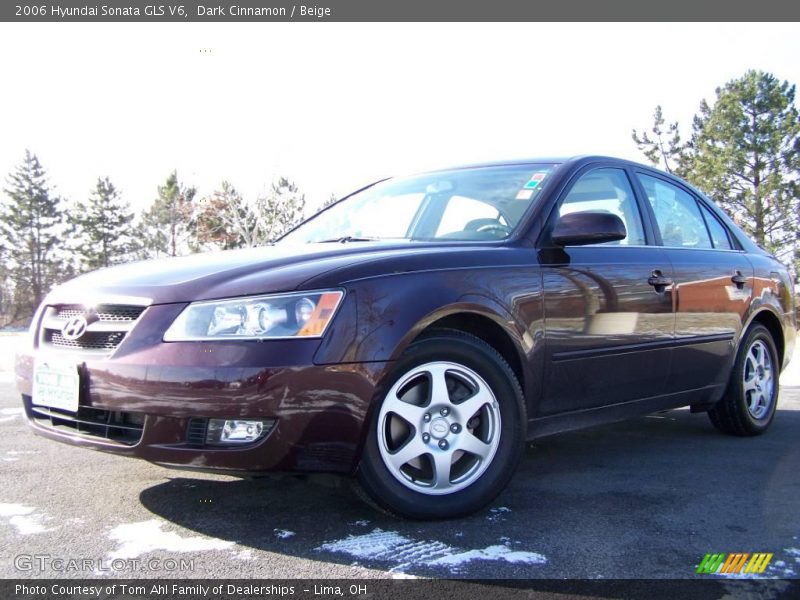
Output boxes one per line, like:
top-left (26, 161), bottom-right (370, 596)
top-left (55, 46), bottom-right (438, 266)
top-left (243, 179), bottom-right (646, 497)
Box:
top-left (3, 579), bottom-right (799, 600)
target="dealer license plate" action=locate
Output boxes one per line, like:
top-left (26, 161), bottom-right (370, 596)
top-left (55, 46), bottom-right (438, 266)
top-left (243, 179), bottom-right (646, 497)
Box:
top-left (32, 359), bottom-right (80, 413)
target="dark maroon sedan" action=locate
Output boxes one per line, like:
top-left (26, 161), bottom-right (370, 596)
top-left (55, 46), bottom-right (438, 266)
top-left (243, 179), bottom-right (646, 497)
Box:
top-left (15, 156), bottom-right (796, 519)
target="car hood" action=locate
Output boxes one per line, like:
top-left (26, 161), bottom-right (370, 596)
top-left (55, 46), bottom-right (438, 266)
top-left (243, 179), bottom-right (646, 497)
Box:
top-left (45, 241), bottom-right (511, 306)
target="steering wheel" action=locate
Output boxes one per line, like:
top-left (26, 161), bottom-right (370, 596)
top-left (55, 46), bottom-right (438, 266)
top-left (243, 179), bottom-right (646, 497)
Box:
top-left (476, 223), bottom-right (512, 236)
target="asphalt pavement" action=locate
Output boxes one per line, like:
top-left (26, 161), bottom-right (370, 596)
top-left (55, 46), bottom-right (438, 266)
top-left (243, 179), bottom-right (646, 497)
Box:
top-left (0, 333), bottom-right (798, 584)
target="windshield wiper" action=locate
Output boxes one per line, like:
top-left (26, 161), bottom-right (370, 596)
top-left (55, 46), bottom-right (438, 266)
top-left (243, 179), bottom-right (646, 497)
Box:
top-left (316, 236), bottom-right (380, 243)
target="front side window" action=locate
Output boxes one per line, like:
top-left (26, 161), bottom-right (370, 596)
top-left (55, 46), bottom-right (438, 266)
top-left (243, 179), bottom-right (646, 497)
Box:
top-left (279, 164), bottom-right (557, 244)
top-left (436, 196), bottom-right (506, 237)
top-left (637, 174), bottom-right (712, 249)
top-left (558, 168), bottom-right (646, 245)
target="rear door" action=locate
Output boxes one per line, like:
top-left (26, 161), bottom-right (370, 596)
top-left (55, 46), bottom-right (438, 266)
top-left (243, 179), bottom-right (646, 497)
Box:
top-left (538, 165), bottom-right (674, 414)
top-left (633, 172), bottom-right (752, 394)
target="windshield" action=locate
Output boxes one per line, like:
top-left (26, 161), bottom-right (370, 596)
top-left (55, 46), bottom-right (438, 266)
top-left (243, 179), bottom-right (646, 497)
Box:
top-left (279, 164), bottom-right (558, 244)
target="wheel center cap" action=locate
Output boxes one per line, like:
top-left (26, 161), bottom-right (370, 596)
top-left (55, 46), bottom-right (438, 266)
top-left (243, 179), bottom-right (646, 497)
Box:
top-left (430, 418), bottom-right (450, 439)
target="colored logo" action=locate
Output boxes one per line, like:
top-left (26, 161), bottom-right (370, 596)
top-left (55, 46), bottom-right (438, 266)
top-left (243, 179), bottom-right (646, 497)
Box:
top-left (697, 552), bottom-right (773, 575)
top-left (61, 315), bottom-right (88, 341)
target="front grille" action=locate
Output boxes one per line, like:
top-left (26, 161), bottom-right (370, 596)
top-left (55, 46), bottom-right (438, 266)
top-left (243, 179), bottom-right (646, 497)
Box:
top-left (24, 396), bottom-right (144, 446)
top-left (56, 305), bottom-right (145, 322)
top-left (46, 330), bottom-right (126, 351)
top-left (39, 302), bottom-right (147, 354)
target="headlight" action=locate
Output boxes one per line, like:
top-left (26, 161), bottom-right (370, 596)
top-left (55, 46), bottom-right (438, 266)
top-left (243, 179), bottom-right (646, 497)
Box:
top-left (163, 290), bottom-right (344, 341)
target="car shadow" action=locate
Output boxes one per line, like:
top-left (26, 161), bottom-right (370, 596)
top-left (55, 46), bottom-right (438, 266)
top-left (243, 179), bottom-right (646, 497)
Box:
top-left (138, 404), bottom-right (800, 579)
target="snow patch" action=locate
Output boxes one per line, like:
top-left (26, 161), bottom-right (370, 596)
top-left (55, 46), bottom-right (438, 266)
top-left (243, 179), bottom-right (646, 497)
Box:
top-left (427, 545), bottom-right (547, 567)
top-left (107, 520), bottom-right (233, 559)
top-left (391, 572), bottom-right (419, 579)
top-left (274, 529), bottom-right (295, 539)
top-left (0, 503), bottom-right (33, 517)
top-left (232, 549), bottom-right (255, 561)
top-left (0, 503), bottom-right (51, 535)
top-left (486, 506), bottom-right (511, 523)
top-left (316, 528), bottom-right (546, 572)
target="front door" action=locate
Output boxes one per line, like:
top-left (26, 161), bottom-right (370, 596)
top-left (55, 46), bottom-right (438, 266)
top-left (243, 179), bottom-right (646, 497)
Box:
top-left (539, 166), bottom-right (674, 414)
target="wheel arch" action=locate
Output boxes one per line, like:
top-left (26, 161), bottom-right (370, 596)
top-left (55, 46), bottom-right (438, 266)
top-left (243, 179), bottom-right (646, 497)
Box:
top-left (742, 308), bottom-right (785, 369)
top-left (392, 307), bottom-right (530, 399)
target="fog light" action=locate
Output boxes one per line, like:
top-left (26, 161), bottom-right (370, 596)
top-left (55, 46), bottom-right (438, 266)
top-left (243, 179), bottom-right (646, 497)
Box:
top-left (205, 419), bottom-right (274, 445)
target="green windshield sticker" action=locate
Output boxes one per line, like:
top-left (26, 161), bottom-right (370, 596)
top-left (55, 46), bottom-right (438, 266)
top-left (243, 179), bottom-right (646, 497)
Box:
top-left (523, 171), bottom-right (548, 189)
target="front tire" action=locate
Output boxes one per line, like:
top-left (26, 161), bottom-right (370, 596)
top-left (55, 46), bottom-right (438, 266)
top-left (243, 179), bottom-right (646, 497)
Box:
top-left (708, 324), bottom-right (779, 436)
top-left (357, 329), bottom-right (526, 519)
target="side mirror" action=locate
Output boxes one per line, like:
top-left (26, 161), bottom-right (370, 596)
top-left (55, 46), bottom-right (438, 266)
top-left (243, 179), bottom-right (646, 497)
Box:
top-left (551, 211), bottom-right (627, 246)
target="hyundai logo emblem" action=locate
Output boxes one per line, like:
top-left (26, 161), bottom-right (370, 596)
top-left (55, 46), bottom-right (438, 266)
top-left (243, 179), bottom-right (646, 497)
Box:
top-left (430, 419), bottom-right (449, 439)
top-left (61, 315), bottom-right (88, 341)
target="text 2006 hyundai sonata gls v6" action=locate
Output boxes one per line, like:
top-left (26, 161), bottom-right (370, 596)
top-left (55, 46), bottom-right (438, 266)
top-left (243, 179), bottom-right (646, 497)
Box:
top-left (15, 156), bottom-right (796, 519)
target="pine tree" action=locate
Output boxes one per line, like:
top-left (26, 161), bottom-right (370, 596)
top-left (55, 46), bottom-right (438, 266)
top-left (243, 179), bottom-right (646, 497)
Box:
top-left (632, 71), bottom-right (800, 274)
top-left (141, 171), bottom-right (197, 257)
top-left (631, 105), bottom-right (684, 174)
top-left (69, 177), bottom-right (136, 270)
top-left (0, 150), bottom-right (66, 321)
top-left (0, 255), bottom-right (13, 327)
top-left (257, 177), bottom-right (306, 242)
top-left (685, 71), bottom-right (800, 267)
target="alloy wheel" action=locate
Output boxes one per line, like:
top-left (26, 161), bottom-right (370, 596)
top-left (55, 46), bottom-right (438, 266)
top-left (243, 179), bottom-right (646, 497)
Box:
top-left (376, 361), bottom-right (501, 495)
top-left (743, 339), bottom-right (775, 420)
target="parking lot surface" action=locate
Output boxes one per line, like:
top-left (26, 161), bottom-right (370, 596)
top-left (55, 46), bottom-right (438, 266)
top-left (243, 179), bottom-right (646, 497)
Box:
top-left (1, 334), bottom-right (798, 584)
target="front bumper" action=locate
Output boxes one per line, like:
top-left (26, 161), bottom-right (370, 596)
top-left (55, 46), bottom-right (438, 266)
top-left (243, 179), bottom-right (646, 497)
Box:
top-left (16, 302), bottom-right (388, 475)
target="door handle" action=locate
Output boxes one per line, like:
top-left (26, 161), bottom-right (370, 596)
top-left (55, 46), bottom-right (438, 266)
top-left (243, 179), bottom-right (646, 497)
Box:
top-left (731, 271), bottom-right (747, 289)
top-left (648, 270), bottom-right (673, 292)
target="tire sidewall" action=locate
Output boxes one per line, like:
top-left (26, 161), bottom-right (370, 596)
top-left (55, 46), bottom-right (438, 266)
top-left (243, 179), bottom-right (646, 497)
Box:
top-left (358, 331), bottom-right (525, 519)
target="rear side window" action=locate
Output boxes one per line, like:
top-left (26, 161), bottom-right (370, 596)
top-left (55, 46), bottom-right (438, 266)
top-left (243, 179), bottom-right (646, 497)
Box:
top-left (637, 174), bottom-right (712, 249)
top-left (559, 168), bottom-right (646, 245)
top-left (698, 202), bottom-right (733, 250)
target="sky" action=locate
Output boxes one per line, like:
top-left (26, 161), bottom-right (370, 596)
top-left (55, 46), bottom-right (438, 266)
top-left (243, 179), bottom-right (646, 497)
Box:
top-left (0, 22), bottom-right (799, 214)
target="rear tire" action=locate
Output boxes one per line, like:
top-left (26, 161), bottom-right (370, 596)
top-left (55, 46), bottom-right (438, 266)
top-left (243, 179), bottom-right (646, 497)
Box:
top-left (357, 329), bottom-right (526, 519)
top-left (708, 324), bottom-right (779, 437)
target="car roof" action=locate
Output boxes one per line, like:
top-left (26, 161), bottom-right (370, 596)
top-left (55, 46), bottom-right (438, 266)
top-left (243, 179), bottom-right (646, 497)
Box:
top-left (424, 155), bottom-right (649, 172)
